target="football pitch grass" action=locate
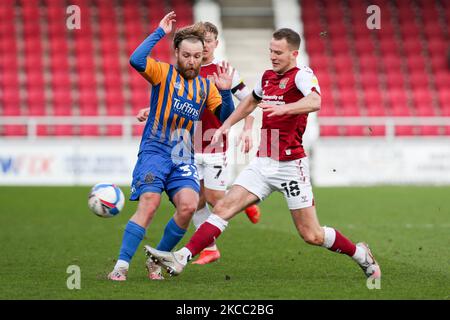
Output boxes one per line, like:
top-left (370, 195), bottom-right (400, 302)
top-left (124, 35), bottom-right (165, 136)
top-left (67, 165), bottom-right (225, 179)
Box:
top-left (1, 186), bottom-right (449, 300)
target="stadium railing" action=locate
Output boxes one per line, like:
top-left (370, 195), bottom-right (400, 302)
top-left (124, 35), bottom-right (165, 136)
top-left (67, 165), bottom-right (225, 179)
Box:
top-left (1, 116), bottom-right (450, 140)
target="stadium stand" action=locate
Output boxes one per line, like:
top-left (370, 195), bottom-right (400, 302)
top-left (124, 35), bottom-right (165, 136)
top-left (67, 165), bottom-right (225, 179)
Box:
top-left (0, 0), bottom-right (193, 137)
top-left (301, 0), bottom-right (450, 136)
top-left (1, 0), bottom-right (448, 138)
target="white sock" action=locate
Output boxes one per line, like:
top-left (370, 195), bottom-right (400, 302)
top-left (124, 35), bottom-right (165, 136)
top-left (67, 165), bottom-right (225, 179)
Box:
top-left (175, 247), bottom-right (192, 266)
top-left (352, 245), bottom-right (366, 265)
top-left (321, 226), bottom-right (336, 248)
top-left (114, 259), bottom-right (129, 270)
top-left (206, 214), bottom-right (229, 232)
top-left (192, 205), bottom-right (211, 230)
top-left (204, 243), bottom-right (218, 251)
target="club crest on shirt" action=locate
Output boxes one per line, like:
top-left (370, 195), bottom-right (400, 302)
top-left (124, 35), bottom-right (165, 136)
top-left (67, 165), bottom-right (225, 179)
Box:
top-left (279, 77), bottom-right (289, 89)
top-left (144, 172), bottom-right (154, 183)
top-left (174, 81), bottom-right (181, 90)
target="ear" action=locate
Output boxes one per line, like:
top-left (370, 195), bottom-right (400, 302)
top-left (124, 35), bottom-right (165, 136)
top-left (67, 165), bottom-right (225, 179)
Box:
top-left (214, 39), bottom-right (219, 49)
top-left (175, 47), bottom-right (179, 58)
top-left (292, 50), bottom-right (299, 58)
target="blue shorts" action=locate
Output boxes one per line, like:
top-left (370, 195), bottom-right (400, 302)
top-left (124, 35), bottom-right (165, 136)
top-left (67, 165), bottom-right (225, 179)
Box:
top-left (130, 151), bottom-right (200, 202)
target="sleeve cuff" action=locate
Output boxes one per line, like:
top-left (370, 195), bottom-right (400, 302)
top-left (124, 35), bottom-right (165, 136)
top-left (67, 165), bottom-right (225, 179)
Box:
top-left (252, 90), bottom-right (262, 101)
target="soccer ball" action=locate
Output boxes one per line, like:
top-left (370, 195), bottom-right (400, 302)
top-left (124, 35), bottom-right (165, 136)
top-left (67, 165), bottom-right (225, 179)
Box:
top-left (88, 183), bottom-right (125, 218)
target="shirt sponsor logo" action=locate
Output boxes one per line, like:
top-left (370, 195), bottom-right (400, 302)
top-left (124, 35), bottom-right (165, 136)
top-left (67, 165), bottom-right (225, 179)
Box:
top-left (173, 98), bottom-right (199, 120)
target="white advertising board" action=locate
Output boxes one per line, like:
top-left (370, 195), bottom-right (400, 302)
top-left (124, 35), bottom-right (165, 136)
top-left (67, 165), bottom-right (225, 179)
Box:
top-left (0, 140), bottom-right (139, 185)
top-left (312, 138), bottom-right (450, 186)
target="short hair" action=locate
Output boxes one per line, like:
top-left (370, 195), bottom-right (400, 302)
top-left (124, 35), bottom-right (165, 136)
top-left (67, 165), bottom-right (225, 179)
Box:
top-left (203, 22), bottom-right (219, 39)
top-left (272, 28), bottom-right (301, 50)
top-left (173, 22), bottom-right (205, 49)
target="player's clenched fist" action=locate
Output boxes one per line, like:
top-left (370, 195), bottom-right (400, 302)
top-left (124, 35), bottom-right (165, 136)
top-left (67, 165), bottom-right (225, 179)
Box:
top-left (136, 108), bottom-right (150, 122)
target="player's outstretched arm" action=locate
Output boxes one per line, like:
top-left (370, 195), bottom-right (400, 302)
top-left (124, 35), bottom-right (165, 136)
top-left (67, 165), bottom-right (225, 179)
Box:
top-left (259, 91), bottom-right (321, 117)
top-left (212, 62), bottom-right (236, 122)
top-left (211, 93), bottom-right (259, 145)
top-left (231, 80), bottom-right (255, 153)
top-left (129, 12), bottom-right (176, 72)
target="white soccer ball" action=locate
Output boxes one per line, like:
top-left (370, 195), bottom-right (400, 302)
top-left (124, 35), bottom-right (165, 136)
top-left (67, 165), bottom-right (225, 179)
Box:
top-left (88, 183), bottom-right (125, 218)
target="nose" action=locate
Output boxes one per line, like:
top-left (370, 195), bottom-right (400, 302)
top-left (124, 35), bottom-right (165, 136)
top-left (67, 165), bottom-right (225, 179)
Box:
top-left (188, 57), bottom-right (194, 65)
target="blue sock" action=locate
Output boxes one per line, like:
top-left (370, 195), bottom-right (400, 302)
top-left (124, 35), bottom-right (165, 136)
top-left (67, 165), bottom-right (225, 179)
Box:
top-left (118, 221), bottom-right (146, 263)
top-left (156, 217), bottom-right (187, 251)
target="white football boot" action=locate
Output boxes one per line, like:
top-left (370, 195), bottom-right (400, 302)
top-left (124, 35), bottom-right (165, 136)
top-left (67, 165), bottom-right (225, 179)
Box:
top-left (356, 242), bottom-right (381, 279)
top-left (146, 258), bottom-right (164, 280)
top-left (144, 245), bottom-right (185, 276)
top-left (107, 267), bottom-right (128, 281)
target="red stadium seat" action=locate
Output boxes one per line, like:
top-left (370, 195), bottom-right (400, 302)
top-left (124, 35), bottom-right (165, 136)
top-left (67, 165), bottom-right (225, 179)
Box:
top-left (427, 38), bottom-right (447, 57)
top-left (420, 126), bottom-right (441, 136)
top-left (396, 126), bottom-right (416, 136)
top-left (104, 91), bottom-right (125, 113)
top-left (437, 90), bottom-right (450, 109)
top-left (385, 72), bottom-right (406, 90)
top-left (76, 54), bottom-right (96, 72)
top-left (379, 38), bottom-right (400, 55)
top-left (366, 126), bottom-right (386, 136)
top-left (336, 72), bottom-right (355, 91)
top-left (330, 38), bottom-right (350, 55)
top-left (79, 125), bottom-right (100, 136)
top-left (412, 89), bottom-right (434, 111)
top-left (430, 55), bottom-right (446, 73)
top-left (52, 89), bottom-right (73, 113)
top-left (382, 54), bottom-right (402, 72)
top-left (79, 90), bottom-right (99, 115)
top-left (54, 125), bottom-right (74, 136)
top-left (360, 71), bottom-right (380, 90)
top-left (305, 39), bottom-right (326, 54)
top-left (309, 54), bottom-right (329, 70)
top-left (133, 124), bottom-right (145, 137)
top-left (333, 54), bottom-right (353, 72)
top-left (26, 89), bottom-right (47, 116)
top-left (318, 105), bottom-right (337, 117)
top-left (364, 89), bottom-right (384, 110)
top-left (3, 125), bottom-right (27, 137)
top-left (78, 71), bottom-right (97, 90)
top-left (354, 38), bottom-right (375, 55)
top-left (406, 55), bottom-right (427, 73)
top-left (106, 125), bottom-right (123, 136)
top-left (359, 56), bottom-right (379, 73)
top-left (344, 126), bottom-right (365, 136)
top-left (444, 126), bottom-right (450, 135)
top-left (320, 126), bottom-right (340, 137)
top-left (434, 72), bottom-right (450, 91)
top-left (339, 89), bottom-right (359, 109)
top-left (366, 105), bottom-right (386, 117)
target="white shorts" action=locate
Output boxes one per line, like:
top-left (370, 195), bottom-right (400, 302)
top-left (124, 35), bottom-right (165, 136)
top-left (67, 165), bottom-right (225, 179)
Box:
top-left (194, 152), bottom-right (228, 191)
top-left (233, 157), bottom-right (314, 210)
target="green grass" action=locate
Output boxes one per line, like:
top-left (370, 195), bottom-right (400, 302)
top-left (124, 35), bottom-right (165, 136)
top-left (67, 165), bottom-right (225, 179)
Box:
top-left (0, 186), bottom-right (449, 299)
